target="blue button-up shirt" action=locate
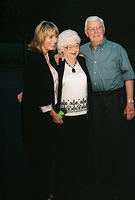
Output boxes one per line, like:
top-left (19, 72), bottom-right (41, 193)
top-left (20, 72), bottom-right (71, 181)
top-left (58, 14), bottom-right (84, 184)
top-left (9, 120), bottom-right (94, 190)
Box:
top-left (80, 38), bottom-right (135, 92)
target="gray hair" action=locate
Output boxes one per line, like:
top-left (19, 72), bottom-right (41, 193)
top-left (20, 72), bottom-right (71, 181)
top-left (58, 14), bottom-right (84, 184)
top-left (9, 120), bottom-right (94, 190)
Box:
top-left (57, 29), bottom-right (81, 53)
top-left (85, 16), bottom-right (104, 30)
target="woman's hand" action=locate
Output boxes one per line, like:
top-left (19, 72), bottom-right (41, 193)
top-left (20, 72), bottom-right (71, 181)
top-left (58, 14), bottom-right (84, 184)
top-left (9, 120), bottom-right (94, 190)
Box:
top-left (50, 110), bottom-right (63, 124)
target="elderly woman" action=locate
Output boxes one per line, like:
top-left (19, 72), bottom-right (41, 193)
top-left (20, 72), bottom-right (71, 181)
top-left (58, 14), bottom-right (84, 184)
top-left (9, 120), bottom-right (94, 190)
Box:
top-left (21, 21), bottom-right (62, 200)
top-left (55, 30), bottom-right (96, 200)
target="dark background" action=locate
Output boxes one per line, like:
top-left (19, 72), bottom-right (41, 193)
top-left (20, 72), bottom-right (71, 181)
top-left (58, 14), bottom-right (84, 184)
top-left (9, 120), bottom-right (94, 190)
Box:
top-left (0, 0), bottom-right (135, 47)
top-left (0, 0), bottom-right (135, 67)
top-left (0, 1), bottom-right (135, 200)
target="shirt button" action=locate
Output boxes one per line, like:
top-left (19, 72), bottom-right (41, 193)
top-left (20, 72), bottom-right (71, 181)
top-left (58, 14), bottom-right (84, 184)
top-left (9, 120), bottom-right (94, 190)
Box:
top-left (94, 82), bottom-right (96, 85)
top-left (94, 72), bottom-right (96, 74)
top-left (94, 61), bottom-right (97, 63)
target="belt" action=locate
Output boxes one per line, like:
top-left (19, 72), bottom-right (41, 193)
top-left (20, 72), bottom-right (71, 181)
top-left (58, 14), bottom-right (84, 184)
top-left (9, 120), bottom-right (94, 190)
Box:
top-left (92, 87), bottom-right (125, 96)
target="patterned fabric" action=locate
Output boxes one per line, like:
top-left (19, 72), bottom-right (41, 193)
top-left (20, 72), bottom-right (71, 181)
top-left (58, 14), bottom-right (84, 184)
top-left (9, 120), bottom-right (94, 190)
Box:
top-left (60, 97), bottom-right (88, 114)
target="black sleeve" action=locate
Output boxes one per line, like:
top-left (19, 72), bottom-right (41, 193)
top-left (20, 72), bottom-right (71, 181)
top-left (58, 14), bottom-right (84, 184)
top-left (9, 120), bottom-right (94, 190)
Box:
top-left (24, 51), bottom-right (54, 107)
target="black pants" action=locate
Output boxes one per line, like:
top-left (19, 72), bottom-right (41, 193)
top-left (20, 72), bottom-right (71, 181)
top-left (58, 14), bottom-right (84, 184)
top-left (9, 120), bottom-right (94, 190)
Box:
top-left (55, 114), bottom-right (96, 200)
top-left (22, 110), bottom-right (59, 200)
top-left (92, 87), bottom-right (128, 199)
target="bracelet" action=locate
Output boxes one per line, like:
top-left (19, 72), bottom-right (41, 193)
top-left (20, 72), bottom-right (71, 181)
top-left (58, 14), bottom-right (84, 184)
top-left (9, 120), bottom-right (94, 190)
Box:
top-left (128, 99), bottom-right (135, 103)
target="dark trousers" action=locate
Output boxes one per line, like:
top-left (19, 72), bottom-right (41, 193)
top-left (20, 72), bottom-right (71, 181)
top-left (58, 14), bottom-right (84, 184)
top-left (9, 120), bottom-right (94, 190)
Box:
top-left (92, 87), bottom-right (128, 199)
top-left (22, 111), bottom-right (59, 200)
top-left (55, 114), bottom-right (96, 200)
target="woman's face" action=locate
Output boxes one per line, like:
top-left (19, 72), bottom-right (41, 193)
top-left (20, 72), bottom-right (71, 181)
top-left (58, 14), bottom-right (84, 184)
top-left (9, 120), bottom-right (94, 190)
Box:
top-left (62, 38), bottom-right (79, 60)
top-left (42, 33), bottom-right (58, 54)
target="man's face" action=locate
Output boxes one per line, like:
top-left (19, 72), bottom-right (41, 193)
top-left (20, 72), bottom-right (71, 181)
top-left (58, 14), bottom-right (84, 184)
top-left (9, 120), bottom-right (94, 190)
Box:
top-left (85, 19), bottom-right (105, 46)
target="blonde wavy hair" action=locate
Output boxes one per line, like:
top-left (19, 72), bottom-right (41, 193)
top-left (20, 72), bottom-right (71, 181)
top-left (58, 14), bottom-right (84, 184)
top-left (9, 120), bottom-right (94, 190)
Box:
top-left (28, 20), bottom-right (59, 52)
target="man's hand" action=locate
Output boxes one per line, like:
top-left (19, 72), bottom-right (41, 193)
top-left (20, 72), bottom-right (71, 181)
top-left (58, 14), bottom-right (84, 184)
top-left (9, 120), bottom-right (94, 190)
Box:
top-left (54, 54), bottom-right (64, 65)
top-left (124, 80), bottom-right (135, 120)
top-left (124, 102), bottom-right (135, 120)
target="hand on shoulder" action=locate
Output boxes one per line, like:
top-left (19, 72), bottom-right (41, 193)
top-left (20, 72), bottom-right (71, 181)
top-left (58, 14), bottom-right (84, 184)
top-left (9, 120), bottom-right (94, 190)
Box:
top-left (54, 53), bottom-right (64, 65)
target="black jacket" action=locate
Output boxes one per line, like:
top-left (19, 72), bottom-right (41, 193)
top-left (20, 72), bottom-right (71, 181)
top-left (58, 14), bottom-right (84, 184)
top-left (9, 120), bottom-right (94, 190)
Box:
top-left (22, 49), bottom-right (56, 109)
top-left (21, 49), bottom-right (58, 137)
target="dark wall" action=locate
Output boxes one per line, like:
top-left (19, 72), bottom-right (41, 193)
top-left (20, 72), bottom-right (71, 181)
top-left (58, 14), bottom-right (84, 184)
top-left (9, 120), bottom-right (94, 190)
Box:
top-left (0, 0), bottom-right (135, 48)
top-left (0, 0), bottom-right (135, 69)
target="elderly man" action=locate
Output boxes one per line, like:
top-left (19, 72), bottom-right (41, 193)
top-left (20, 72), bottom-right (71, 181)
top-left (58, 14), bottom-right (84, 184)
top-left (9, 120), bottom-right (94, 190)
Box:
top-left (80, 16), bottom-right (135, 200)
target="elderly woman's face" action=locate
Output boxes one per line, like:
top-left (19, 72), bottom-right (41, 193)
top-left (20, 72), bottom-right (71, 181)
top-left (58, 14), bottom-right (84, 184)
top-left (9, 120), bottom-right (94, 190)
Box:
top-left (41, 33), bottom-right (58, 54)
top-left (62, 38), bottom-right (79, 59)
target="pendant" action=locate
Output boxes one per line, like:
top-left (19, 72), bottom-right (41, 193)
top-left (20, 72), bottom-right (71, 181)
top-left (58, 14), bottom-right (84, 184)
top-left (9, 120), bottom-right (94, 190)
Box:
top-left (65, 60), bottom-right (76, 73)
top-left (72, 68), bottom-right (76, 73)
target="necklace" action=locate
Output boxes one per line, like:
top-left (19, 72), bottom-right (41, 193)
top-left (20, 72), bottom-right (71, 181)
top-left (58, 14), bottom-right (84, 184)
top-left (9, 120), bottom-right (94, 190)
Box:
top-left (66, 60), bottom-right (77, 73)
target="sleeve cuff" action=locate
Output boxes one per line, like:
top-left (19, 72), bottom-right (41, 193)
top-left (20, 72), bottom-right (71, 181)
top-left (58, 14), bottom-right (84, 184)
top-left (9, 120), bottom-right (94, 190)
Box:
top-left (40, 104), bottom-right (53, 113)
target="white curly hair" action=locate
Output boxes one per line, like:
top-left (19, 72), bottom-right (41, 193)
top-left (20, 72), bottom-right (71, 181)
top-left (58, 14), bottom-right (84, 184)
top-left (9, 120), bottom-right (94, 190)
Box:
top-left (57, 29), bottom-right (81, 53)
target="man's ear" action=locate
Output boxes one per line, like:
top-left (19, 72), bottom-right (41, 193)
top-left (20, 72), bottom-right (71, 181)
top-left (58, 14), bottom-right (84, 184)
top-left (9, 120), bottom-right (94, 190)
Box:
top-left (103, 26), bottom-right (105, 34)
top-left (85, 30), bottom-right (88, 37)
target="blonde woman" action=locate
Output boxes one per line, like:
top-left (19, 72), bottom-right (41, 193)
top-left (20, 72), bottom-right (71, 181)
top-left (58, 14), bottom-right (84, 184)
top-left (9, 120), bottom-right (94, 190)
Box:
top-left (21, 21), bottom-right (61, 200)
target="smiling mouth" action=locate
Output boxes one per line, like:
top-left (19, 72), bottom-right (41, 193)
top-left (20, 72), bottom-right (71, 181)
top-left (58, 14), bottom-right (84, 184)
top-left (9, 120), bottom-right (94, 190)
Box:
top-left (50, 45), bottom-right (56, 48)
top-left (71, 53), bottom-right (77, 55)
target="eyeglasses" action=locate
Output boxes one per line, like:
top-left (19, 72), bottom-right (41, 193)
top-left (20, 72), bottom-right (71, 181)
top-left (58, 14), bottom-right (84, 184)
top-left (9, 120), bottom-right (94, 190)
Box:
top-left (87, 25), bottom-right (104, 33)
top-left (63, 43), bottom-right (79, 50)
